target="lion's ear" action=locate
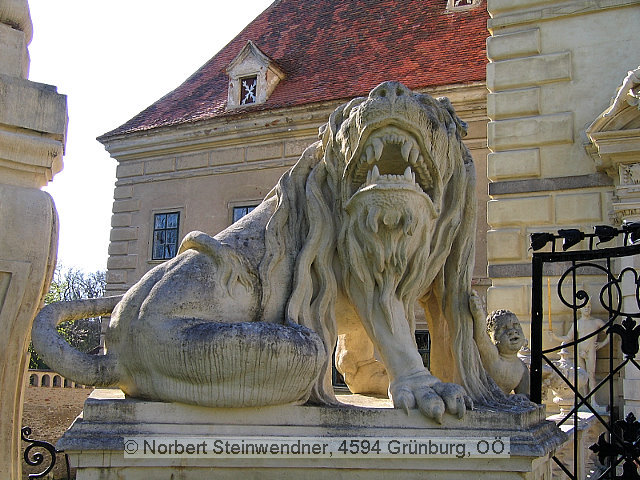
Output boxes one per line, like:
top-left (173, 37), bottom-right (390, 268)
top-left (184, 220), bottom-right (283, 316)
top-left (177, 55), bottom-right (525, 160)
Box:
top-left (318, 123), bottom-right (328, 139)
top-left (437, 97), bottom-right (468, 138)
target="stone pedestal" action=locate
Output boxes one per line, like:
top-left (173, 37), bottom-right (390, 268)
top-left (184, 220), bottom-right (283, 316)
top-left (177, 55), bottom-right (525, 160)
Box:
top-left (60, 390), bottom-right (566, 479)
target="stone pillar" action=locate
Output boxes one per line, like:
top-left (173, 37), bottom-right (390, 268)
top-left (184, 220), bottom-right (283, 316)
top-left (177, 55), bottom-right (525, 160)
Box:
top-left (0, 1), bottom-right (67, 478)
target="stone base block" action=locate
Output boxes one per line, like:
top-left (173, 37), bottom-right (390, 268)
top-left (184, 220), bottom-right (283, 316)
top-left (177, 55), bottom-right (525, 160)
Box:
top-left (60, 389), bottom-right (567, 480)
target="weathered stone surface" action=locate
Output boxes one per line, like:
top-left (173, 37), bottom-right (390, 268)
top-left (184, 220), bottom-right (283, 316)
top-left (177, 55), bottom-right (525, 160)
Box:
top-left (113, 185), bottom-right (133, 199)
top-left (0, 22), bottom-right (28, 77)
top-left (106, 254), bottom-right (138, 270)
top-left (110, 213), bottom-right (131, 228)
top-left (116, 162), bottom-right (143, 178)
top-left (246, 141), bottom-right (283, 162)
top-left (487, 285), bottom-right (530, 315)
top-left (176, 151), bottom-right (208, 170)
top-left (0, 74), bottom-right (67, 136)
top-left (0, 0), bottom-right (32, 42)
top-left (487, 149), bottom-right (540, 181)
top-left (555, 192), bottom-right (602, 223)
top-left (0, 185), bottom-right (58, 480)
top-left (487, 88), bottom-right (539, 120)
top-left (488, 113), bottom-right (573, 150)
top-left (109, 226), bottom-right (138, 242)
top-left (487, 229), bottom-right (524, 262)
top-left (486, 29), bottom-right (540, 61)
top-left (488, 196), bottom-right (553, 226)
top-left (111, 198), bottom-right (140, 213)
top-left (487, 0), bottom-right (556, 14)
top-left (32, 82), bottom-right (510, 422)
top-left (211, 146), bottom-right (245, 166)
top-left (106, 270), bottom-right (127, 284)
top-left (144, 156), bottom-right (175, 174)
top-left (487, 52), bottom-right (571, 91)
top-left (108, 241), bottom-right (129, 256)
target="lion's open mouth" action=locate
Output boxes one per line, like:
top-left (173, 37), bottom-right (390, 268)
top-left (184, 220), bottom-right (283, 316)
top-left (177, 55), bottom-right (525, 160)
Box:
top-left (349, 126), bottom-right (437, 205)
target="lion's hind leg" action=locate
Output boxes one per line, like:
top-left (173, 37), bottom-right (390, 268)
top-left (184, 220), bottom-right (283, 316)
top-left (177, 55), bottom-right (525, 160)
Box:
top-left (335, 320), bottom-right (389, 396)
top-left (126, 319), bottom-right (326, 408)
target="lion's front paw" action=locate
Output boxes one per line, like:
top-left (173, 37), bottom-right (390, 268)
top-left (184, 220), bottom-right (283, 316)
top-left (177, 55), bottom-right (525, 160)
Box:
top-left (389, 374), bottom-right (473, 423)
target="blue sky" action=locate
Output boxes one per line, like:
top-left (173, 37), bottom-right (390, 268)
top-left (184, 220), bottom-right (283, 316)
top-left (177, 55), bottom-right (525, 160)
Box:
top-left (28, 0), bottom-right (274, 272)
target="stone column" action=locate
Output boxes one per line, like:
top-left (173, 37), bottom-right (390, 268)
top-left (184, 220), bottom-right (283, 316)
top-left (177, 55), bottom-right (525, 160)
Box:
top-left (0, 1), bottom-right (67, 478)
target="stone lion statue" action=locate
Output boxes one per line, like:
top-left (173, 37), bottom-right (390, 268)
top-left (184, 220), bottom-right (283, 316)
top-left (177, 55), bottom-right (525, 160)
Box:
top-left (33, 81), bottom-right (505, 421)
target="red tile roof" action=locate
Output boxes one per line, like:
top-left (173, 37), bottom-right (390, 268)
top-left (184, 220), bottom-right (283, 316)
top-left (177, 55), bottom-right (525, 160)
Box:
top-left (101, 0), bottom-right (488, 139)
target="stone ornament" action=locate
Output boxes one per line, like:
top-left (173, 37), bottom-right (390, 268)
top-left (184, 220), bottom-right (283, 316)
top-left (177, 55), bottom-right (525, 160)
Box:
top-left (33, 81), bottom-right (507, 421)
top-left (0, 0), bottom-right (32, 42)
top-left (552, 301), bottom-right (609, 402)
top-left (606, 66), bottom-right (640, 116)
top-left (548, 348), bottom-right (588, 415)
top-left (620, 163), bottom-right (640, 186)
top-left (470, 298), bottom-right (530, 395)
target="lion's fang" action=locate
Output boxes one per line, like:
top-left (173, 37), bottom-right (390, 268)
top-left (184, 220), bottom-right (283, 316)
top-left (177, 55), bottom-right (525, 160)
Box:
top-left (372, 137), bottom-right (384, 160)
top-left (404, 166), bottom-right (413, 182)
top-left (401, 141), bottom-right (412, 161)
top-left (371, 165), bottom-right (380, 181)
top-left (366, 145), bottom-right (375, 164)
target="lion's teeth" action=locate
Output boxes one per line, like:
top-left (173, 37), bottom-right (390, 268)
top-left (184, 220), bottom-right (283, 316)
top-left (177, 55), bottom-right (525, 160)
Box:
top-left (372, 138), bottom-right (384, 161)
top-left (404, 166), bottom-right (413, 182)
top-left (409, 146), bottom-right (419, 165)
top-left (401, 141), bottom-right (412, 161)
top-left (366, 169), bottom-right (372, 185)
top-left (366, 145), bottom-right (375, 164)
top-left (371, 165), bottom-right (380, 181)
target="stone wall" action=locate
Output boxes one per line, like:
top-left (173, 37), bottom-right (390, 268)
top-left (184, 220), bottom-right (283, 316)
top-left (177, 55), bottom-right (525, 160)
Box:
top-left (486, 0), bottom-right (640, 414)
top-left (486, 0), bottom-right (640, 330)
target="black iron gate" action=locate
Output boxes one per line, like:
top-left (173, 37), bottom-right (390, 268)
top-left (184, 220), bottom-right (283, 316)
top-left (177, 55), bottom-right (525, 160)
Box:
top-left (530, 225), bottom-right (640, 479)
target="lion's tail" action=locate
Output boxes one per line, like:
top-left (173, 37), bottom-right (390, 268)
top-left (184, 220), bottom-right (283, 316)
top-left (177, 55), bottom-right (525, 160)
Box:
top-left (31, 296), bottom-right (121, 387)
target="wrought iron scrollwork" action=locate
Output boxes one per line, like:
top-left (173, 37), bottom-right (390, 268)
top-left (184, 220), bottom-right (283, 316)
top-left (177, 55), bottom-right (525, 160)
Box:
top-left (610, 317), bottom-right (640, 358)
top-left (530, 229), bottom-right (640, 479)
top-left (590, 412), bottom-right (640, 480)
top-left (21, 426), bottom-right (69, 479)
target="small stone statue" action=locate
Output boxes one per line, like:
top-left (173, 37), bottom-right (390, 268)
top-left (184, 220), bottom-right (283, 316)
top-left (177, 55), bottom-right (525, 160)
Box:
top-left (471, 295), bottom-right (529, 395)
top-left (552, 301), bottom-right (609, 396)
top-left (548, 348), bottom-right (589, 415)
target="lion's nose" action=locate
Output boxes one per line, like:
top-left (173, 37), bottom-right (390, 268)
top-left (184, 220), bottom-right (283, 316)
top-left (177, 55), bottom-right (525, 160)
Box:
top-left (370, 81), bottom-right (411, 104)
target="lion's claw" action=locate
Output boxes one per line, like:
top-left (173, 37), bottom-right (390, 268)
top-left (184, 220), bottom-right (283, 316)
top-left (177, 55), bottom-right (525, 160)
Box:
top-left (393, 386), bottom-right (417, 415)
top-left (390, 376), bottom-right (471, 422)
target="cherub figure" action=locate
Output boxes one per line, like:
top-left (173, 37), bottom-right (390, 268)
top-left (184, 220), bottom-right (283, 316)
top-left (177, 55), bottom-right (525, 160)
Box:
top-left (552, 300), bottom-right (609, 395)
top-left (471, 294), bottom-right (529, 395)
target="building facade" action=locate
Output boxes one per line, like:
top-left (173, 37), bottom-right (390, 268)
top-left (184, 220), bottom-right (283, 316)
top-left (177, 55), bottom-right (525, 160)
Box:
top-left (485, 0), bottom-right (640, 408)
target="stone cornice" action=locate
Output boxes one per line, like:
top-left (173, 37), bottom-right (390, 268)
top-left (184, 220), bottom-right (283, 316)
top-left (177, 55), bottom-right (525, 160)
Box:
top-left (488, 0), bottom-right (639, 31)
top-left (100, 83), bottom-right (488, 162)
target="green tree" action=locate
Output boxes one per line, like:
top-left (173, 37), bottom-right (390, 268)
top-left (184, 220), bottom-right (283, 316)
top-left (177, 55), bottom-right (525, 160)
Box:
top-left (29, 267), bottom-right (106, 369)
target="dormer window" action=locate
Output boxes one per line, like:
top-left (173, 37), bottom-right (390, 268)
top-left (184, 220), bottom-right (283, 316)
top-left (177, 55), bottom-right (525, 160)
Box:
top-left (447, 0), bottom-right (481, 11)
top-left (226, 41), bottom-right (285, 109)
top-left (240, 75), bottom-right (258, 105)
